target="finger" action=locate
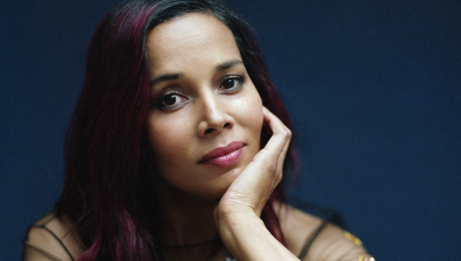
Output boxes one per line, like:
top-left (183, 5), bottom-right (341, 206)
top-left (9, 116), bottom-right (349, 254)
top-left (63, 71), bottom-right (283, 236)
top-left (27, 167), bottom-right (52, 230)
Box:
top-left (262, 108), bottom-right (291, 170)
top-left (276, 130), bottom-right (291, 175)
top-left (262, 107), bottom-right (291, 174)
top-left (261, 107), bottom-right (291, 155)
top-left (220, 108), bottom-right (292, 215)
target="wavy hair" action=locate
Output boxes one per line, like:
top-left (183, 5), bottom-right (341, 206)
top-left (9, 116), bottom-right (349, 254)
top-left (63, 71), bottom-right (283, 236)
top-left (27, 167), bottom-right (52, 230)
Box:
top-left (55, 0), bottom-right (297, 260)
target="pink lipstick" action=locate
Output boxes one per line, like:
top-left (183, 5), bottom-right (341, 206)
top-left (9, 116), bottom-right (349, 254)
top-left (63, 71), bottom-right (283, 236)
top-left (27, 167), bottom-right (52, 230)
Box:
top-left (199, 141), bottom-right (245, 167)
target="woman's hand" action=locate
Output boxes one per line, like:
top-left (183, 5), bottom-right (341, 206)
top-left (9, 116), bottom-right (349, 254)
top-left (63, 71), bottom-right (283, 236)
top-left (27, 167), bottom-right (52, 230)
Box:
top-left (216, 107), bottom-right (291, 218)
top-left (214, 107), bottom-right (298, 261)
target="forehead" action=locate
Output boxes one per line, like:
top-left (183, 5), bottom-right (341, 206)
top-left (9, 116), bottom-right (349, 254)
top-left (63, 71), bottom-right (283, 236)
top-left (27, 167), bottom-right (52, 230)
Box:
top-left (145, 12), bottom-right (241, 73)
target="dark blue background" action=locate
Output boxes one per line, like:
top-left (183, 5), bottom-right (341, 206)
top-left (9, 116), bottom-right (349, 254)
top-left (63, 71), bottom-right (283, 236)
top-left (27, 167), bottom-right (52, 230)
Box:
top-left (1, 0), bottom-right (460, 260)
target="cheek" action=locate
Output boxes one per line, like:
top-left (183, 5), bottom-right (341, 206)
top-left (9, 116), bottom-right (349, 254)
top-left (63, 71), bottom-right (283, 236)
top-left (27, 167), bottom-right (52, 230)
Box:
top-left (147, 114), bottom-right (191, 163)
top-left (233, 89), bottom-right (264, 136)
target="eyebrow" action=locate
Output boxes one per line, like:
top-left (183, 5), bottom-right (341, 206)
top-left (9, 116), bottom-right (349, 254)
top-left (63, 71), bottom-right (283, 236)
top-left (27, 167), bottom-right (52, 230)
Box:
top-left (215, 59), bottom-right (243, 72)
top-left (150, 73), bottom-right (182, 86)
top-left (149, 59), bottom-right (244, 86)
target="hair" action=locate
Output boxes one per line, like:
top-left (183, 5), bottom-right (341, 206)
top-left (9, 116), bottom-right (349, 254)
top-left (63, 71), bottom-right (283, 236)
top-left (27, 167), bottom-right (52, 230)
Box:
top-left (55, 0), bottom-right (297, 260)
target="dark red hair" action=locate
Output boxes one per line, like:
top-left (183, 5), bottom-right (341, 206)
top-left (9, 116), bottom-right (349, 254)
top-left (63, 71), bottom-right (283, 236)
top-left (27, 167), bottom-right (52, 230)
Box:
top-left (55, 0), bottom-right (297, 260)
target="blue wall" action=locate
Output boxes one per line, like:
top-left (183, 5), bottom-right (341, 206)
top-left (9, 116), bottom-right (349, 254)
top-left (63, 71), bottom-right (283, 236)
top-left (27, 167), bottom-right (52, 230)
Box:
top-left (1, 0), bottom-right (460, 260)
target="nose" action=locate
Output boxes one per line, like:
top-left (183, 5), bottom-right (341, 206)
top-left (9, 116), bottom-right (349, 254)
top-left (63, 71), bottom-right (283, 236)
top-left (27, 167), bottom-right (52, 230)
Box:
top-left (197, 94), bottom-right (234, 137)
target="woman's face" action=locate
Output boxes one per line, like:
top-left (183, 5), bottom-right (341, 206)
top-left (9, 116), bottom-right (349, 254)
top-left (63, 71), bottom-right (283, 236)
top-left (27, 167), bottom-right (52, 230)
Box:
top-left (146, 12), bottom-right (264, 199)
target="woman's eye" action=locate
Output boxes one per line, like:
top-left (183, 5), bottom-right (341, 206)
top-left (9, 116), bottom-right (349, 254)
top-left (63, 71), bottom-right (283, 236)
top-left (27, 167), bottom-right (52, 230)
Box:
top-left (220, 76), bottom-right (244, 91)
top-left (163, 94), bottom-right (179, 106)
top-left (158, 92), bottom-right (187, 109)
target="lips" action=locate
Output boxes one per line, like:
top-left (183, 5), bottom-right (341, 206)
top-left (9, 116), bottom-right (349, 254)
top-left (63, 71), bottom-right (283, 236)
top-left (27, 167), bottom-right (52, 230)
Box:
top-left (199, 141), bottom-right (245, 167)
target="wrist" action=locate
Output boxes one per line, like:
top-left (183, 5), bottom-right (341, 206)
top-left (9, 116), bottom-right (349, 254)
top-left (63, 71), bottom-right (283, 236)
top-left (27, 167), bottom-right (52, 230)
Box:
top-left (217, 213), bottom-right (264, 260)
top-left (216, 212), bottom-right (298, 261)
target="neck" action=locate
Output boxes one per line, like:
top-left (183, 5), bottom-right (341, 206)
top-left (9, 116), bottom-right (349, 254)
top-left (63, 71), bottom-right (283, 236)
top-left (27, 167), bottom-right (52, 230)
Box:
top-left (153, 176), bottom-right (220, 246)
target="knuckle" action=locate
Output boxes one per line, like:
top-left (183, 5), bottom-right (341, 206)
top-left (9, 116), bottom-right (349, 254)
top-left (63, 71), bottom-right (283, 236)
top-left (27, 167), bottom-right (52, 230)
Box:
top-left (281, 128), bottom-right (292, 140)
top-left (286, 129), bottom-right (292, 138)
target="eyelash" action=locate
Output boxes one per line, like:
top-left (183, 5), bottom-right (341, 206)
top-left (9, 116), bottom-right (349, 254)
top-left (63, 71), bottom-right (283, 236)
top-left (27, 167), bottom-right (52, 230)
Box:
top-left (155, 89), bottom-right (186, 110)
top-left (218, 75), bottom-right (245, 93)
top-left (154, 75), bottom-right (245, 110)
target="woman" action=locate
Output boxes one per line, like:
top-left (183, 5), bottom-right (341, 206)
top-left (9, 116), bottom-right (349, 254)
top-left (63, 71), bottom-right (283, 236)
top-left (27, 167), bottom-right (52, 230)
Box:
top-left (23, 0), bottom-right (375, 260)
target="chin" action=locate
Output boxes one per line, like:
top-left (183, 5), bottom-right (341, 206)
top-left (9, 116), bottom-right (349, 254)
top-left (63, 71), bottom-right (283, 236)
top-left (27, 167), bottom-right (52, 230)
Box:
top-left (200, 169), bottom-right (242, 200)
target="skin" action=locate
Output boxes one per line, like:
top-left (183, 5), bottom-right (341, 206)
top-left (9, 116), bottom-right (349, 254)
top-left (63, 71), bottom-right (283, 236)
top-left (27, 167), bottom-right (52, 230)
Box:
top-left (145, 12), bottom-right (294, 260)
top-left (146, 12), bottom-right (264, 201)
top-left (23, 11), bottom-right (374, 261)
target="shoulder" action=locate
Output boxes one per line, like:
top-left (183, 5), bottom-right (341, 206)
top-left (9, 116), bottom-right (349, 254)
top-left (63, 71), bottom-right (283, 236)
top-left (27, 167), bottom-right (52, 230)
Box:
top-left (276, 203), bottom-right (323, 256)
top-left (277, 203), bottom-right (373, 261)
top-left (23, 212), bottom-right (85, 261)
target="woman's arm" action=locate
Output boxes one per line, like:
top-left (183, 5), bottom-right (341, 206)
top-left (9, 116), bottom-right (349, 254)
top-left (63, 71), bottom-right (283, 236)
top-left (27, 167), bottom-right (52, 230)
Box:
top-left (214, 107), bottom-right (299, 261)
top-left (216, 211), bottom-right (299, 260)
top-left (214, 107), bottom-right (375, 261)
